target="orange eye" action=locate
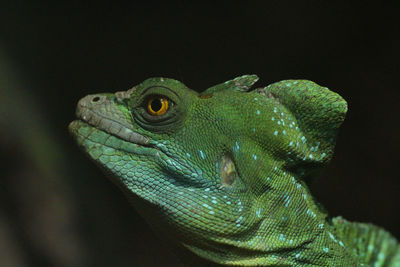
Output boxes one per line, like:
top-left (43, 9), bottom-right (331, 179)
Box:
top-left (147, 96), bottom-right (169, 116)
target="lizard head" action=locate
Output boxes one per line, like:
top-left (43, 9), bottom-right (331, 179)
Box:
top-left (69, 75), bottom-right (347, 265)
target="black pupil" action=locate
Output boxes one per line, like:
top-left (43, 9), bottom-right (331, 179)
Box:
top-left (151, 98), bottom-right (162, 112)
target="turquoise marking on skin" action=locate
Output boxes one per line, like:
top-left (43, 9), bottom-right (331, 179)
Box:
top-left (328, 232), bottom-right (337, 243)
top-left (256, 208), bottom-right (262, 218)
top-left (234, 141), bottom-right (240, 151)
top-left (285, 196), bottom-right (291, 207)
top-left (235, 216), bottom-right (243, 224)
top-left (279, 234), bottom-right (286, 241)
top-left (199, 150), bottom-right (206, 159)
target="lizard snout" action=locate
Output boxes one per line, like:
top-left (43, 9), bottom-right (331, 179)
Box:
top-left (77, 94), bottom-right (107, 108)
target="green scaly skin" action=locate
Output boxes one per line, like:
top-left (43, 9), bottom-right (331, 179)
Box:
top-left (69, 75), bottom-right (400, 266)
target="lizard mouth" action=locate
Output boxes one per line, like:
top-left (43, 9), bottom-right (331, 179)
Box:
top-left (69, 93), bottom-right (149, 146)
top-left (68, 119), bottom-right (158, 160)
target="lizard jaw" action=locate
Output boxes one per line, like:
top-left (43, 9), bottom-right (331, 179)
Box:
top-left (73, 93), bottom-right (149, 146)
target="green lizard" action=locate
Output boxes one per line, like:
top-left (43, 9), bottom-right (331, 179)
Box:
top-left (69, 75), bottom-right (400, 266)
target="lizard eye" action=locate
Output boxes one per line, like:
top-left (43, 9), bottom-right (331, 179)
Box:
top-left (146, 96), bottom-right (169, 116)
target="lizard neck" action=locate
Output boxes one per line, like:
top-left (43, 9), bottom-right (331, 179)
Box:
top-left (330, 217), bottom-right (400, 267)
top-left (169, 170), bottom-right (358, 266)
top-left (176, 216), bottom-right (359, 266)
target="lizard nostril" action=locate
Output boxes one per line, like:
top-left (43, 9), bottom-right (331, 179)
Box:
top-left (91, 96), bottom-right (100, 103)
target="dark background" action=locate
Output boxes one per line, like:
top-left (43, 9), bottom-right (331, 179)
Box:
top-left (0, 2), bottom-right (399, 266)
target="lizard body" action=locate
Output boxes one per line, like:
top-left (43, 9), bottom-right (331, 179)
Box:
top-left (69, 75), bottom-right (400, 266)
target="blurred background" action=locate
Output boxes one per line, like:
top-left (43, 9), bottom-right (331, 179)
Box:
top-left (0, 1), bottom-right (399, 266)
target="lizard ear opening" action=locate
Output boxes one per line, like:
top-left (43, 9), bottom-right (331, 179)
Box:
top-left (258, 80), bottom-right (347, 181)
top-left (219, 154), bottom-right (237, 188)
